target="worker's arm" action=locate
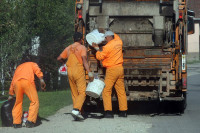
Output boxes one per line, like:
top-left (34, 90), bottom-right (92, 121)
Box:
top-left (82, 56), bottom-right (91, 73)
top-left (57, 47), bottom-right (69, 64)
top-left (39, 77), bottom-right (46, 91)
top-left (8, 80), bottom-right (15, 100)
top-left (92, 43), bottom-right (100, 51)
top-left (32, 63), bottom-right (46, 91)
top-left (57, 56), bottom-right (66, 64)
top-left (33, 63), bottom-right (43, 78)
top-left (96, 45), bottom-right (109, 61)
top-left (81, 47), bottom-right (94, 82)
top-left (82, 56), bottom-right (94, 82)
top-left (8, 80), bottom-right (14, 96)
top-left (92, 42), bottom-right (110, 61)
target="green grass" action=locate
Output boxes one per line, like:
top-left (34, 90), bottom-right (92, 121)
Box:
top-left (0, 90), bottom-right (72, 126)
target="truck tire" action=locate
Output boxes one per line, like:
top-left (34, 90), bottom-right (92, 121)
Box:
top-left (179, 92), bottom-right (187, 113)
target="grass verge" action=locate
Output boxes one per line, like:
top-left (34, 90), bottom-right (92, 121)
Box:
top-left (0, 90), bottom-right (72, 127)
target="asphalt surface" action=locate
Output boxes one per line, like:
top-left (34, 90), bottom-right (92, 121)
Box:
top-left (146, 63), bottom-right (200, 133)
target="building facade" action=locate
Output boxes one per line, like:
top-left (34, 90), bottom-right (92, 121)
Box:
top-left (187, 0), bottom-right (200, 61)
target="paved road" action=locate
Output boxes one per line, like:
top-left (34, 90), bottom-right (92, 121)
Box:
top-left (146, 63), bottom-right (200, 133)
top-left (1, 63), bottom-right (200, 133)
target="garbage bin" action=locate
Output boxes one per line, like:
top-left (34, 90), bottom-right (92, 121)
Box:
top-left (1, 98), bottom-right (16, 127)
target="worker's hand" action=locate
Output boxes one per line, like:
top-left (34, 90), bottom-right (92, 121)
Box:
top-left (92, 42), bottom-right (97, 47)
top-left (8, 95), bottom-right (14, 101)
top-left (92, 43), bottom-right (99, 51)
top-left (40, 79), bottom-right (46, 91)
top-left (88, 72), bottom-right (94, 82)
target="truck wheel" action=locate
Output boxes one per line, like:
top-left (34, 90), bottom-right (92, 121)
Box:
top-left (179, 92), bottom-right (187, 113)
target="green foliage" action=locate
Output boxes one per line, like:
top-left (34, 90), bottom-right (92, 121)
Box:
top-left (36, 0), bottom-right (74, 60)
top-left (0, 0), bottom-right (75, 125)
top-left (35, 0), bottom-right (75, 90)
top-left (0, 0), bottom-right (35, 72)
top-left (0, 0), bottom-right (75, 91)
top-left (0, 0), bottom-right (33, 90)
top-left (36, 0), bottom-right (74, 41)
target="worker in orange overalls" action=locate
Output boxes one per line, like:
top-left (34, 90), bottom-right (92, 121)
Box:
top-left (8, 56), bottom-right (46, 128)
top-left (57, 32), bottom-right (94, 121)
top-left (92, 30), bottom-right (128, 118)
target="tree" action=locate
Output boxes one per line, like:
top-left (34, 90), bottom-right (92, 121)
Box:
top-left (34, 0), bottom-right (74, 90)
top-left (0, 0), bottom-right (75, 93)
top-left (0, 0), bottom-right (32, 95)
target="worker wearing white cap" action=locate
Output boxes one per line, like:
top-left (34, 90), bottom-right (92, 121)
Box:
top-left (92, 30), bottom-right (128, 118)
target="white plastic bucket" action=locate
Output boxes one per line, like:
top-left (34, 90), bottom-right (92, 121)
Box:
top-left (86, 29), bottom-right (105, 46)
top-left (86, 79), bottom-right (105, 98)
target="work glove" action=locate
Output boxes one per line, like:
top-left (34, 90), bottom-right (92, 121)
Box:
top-left (40, 78), bottom-right (46, 91)
top-left (94, 46), bottom-right (99, 51)
top-left (92, 43), bottom-right (99, 51)
top-left (8, 95), bottom-right (14, 101)
top-left (88, 72), bottom-right (94, 82)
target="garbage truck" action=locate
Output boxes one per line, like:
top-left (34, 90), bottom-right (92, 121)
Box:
top-left (74, 0), bottom-right (195, 112)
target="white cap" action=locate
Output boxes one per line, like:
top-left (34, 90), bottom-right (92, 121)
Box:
top-left (104, 31), bottom-right (114, 37)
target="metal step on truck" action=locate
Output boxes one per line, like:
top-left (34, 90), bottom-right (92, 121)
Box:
top-left (75, 0), bottom-right (195, 113)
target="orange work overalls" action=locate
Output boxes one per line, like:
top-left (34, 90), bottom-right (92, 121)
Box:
top-left (66, 46), bottom-right (86, 111)
top-left (13, 79), bottom-right (39, 124)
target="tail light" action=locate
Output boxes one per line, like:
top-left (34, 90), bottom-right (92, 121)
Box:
top-left (179, 12), bottom-right (183, 19)
top-left (78, 11), bottom-right (82, 19)
top-left (182, 77), bottom-right (187, 88)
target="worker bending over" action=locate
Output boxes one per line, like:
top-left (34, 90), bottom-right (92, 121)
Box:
top-left (57, 32), bottom-right (94, 121)
top-left (8, 56), bottom-right (46, 128)
top-left (92, 30), bottom-right (128, 118)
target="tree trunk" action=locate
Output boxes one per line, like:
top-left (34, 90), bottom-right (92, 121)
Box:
top-left (1, 45), bottom-right (5, 95)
